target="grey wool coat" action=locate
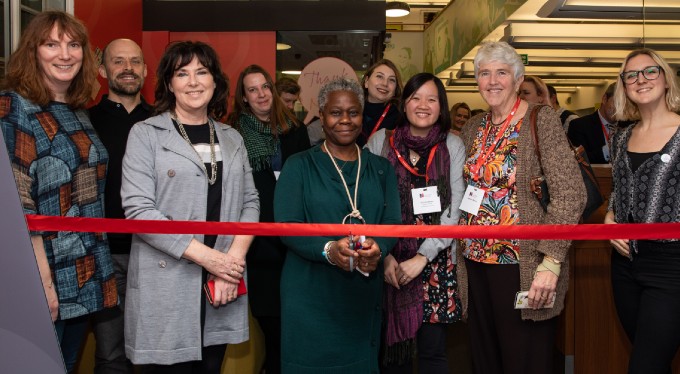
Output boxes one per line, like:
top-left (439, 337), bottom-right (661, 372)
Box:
top-left (121, 112), bottom-right (260, 365)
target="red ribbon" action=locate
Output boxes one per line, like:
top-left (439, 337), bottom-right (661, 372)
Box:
top-left (24, 214), bottom-right (680, 240)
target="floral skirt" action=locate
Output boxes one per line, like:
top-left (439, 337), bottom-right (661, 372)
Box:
top-left (422, 246), bottom-right (461, 324)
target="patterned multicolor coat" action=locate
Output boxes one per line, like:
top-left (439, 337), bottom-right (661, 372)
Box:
top-left (0, 91), bottom-right (117, 320)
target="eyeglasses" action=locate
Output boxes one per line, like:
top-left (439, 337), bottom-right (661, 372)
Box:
top-left (620, 65), bottom-right (662, 85)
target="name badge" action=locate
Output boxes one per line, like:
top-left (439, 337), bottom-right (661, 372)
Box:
top-left (411, 187), bottom-right (442, 215)
top-left (459, 185), bottom-right (485, 216)
top-left (602, 145), bottom-right (610, 162)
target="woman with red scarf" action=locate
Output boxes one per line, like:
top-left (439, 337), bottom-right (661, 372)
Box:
top-left (366, 72), bottom-right (466, 373)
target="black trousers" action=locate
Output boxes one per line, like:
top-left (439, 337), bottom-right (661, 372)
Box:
top-left (465, 259), bottom-right (556, 374)
top-left (140, 271), bottom-right (228, 374)
top-left (254, 315), bottom-right (282, 374)
top-left (381, 323), bottom-right (449, 374)
top-left (611, 243), bottom-right (680, 374)
top-left (139, 344), bottom-right (227, 374)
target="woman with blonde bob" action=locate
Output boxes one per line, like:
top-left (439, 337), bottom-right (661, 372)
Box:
top-left (450, 101), bottom-right (471, 135)
top-left (457, 41), bottom-right (585, 373)
top-left (605, 48), bottom-right (680, 374)
top-left (519, 75), bottom-right (550, 105)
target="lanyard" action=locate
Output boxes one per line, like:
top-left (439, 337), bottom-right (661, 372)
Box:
top-left (599, 117), bottom-right (611, 143)
top-left (389, 135), bottom-right (439, 184)
top-left (369, 103), bottom-right (392, 139)
top-left (322, 141), bottom-right (365, 224)
top-left (469, 97), bottom-right (521, 182)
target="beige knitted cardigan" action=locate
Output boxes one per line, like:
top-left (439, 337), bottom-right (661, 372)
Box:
top-left (456, 103), bottom-right (586, 321)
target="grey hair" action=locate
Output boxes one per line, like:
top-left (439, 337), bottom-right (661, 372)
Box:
top-left (318, 78), bottom-right (364, 112)
top-left (473, 41), bottom-right (525, 81)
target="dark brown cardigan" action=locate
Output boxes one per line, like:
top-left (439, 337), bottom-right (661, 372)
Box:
top-left (457, 103), bottom-right (586, 321)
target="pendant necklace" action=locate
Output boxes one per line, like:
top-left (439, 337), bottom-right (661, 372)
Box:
top-left (323, 141), bottom-right (365, 224)
top-left (174, 114), bottom-right (217, 185)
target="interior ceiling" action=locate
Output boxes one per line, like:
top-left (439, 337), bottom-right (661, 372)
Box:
top-left (439, 0), bottom-right (680, 92)
top-left (277, 31), bottom-right (381, 72)
top-left (277, 0), bottom-right (680, 91)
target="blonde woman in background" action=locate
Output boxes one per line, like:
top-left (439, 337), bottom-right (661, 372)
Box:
top-left (519, 75), bottom-right (550, 105)
top-left (450, 101), bottom-right (471, 135)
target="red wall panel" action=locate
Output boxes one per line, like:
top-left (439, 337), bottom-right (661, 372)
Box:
top-left (74, 0), bottom-right (144, 104)
top-left (75, 1), bottom-right (276, 112)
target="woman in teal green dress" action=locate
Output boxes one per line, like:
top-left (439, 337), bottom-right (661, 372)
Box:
top-left (274, 78), bottom-right (401, 373)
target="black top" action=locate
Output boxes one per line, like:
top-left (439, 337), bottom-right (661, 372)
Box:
top-left (627, 150), bottom-right (657, 173)
top-left (359, 101), bottom-right (399, 147)
top-left (567, 111), bottom-right (610, 164)
top-left (172, 120), bottom-right (222, 249)
top-left (247, 124), bottom-right (310, 317)
top-left (89, 95), bottom-right (152, 254)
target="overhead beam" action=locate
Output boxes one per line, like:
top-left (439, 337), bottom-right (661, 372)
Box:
top-left (143, 0), bottom-right (385, 31)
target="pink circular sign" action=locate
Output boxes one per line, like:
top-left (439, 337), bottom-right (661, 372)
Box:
top-left (297, 57), bottom-right (358, 124)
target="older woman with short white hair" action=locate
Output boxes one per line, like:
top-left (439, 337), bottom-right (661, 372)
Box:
top-left (274, 78), bottom-right (401, 373)
top-left (457, 41), bottom-right (585, 373)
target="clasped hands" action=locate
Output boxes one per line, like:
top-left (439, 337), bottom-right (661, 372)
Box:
top-left (383, 253), bottom-right (428, 289)
top-left (327, 237), bottom-right (381, 273)
top-left (203, 250), bottom-right (245, 306)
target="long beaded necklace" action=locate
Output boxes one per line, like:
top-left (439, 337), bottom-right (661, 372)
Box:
top-left (174, 114), bottom-right (218, 185)
top-left (323, 141), bottom-right (365, 224)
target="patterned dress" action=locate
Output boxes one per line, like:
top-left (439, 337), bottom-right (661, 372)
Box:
top-left (460, 115), bottom-right (523, 264)
top-left (0, 91), bottom-right (117, 319)
top-left (408, 157), bottom-right (461, 323)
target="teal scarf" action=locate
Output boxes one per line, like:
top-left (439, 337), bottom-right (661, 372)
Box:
top-left (238, 112), bottom-right (281, 172)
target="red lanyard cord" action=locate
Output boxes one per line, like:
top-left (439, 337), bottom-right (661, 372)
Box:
top-left (369, 103), bottom-right (392, 139)
top-left (469, 97), bottom-right (521, 182)
top-left (389, 134), bottom-right (439, 184)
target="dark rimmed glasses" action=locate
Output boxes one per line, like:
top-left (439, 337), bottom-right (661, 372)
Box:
top-left (620, 65), bottom-right (662, 85)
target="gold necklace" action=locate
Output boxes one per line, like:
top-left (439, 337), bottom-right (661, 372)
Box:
top-left (174, 114), bottom-right (217, 185)
top-left (323, 141), bottom-right (364, 224)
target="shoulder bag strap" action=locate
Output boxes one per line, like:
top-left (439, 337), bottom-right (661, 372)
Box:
top-left (529, 105), bottom-right (546, 174)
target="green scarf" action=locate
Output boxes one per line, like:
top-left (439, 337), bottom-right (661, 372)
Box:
top-left (238, 112), bottom-right (281, 172)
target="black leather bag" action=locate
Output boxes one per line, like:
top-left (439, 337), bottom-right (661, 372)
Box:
top-left (529, 106), bottom-right (604, 221)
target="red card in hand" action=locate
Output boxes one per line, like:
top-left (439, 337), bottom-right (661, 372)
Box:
top-left (204, 278), bottom-right (247, 304)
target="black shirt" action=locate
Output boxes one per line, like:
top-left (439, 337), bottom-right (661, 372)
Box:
top-left (359, 101), bottom-right (400, 147)
top-left (171, 120), bottom-right (223, 249)
top-left (89, 95), bottom-right (152, 254)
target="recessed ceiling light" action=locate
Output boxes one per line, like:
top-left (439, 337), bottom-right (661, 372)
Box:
top-left (282, 70), bottom-right (302, 75)
top-left (277, 43), bottom-right (292, 51)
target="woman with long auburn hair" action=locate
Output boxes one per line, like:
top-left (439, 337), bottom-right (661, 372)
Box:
top-left (0, 11), bottom-right (116, 372)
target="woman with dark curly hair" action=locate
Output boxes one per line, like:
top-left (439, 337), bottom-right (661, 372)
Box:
top-left (274, 78), bottom-right (401, 373)
top-left (121, 41), bottom-right (259, 373)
